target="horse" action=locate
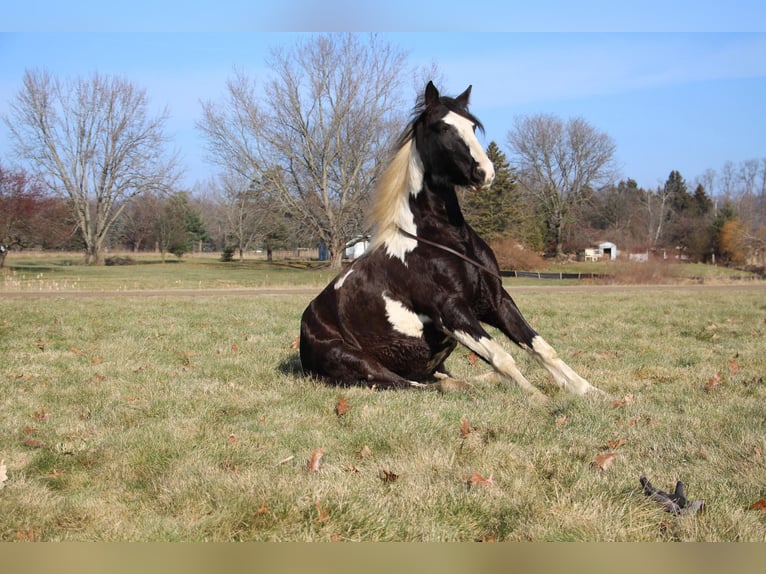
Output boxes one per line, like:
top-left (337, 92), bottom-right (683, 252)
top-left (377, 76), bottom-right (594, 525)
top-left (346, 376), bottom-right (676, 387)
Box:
top-left (299, 81), bottom-right (601, 401)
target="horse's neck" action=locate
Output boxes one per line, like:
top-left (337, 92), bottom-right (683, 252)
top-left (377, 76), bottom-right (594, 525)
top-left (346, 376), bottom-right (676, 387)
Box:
top-left (412, 180), bottom-right (466, 234)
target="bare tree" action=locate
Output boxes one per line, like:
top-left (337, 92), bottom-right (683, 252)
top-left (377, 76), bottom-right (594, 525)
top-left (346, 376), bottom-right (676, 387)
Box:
top-left (4, 70), bottom-right (179, 264)
top-left (198, 34), bottom-right (408, 269)
top-left (507, 114), bottom-right (617, 255)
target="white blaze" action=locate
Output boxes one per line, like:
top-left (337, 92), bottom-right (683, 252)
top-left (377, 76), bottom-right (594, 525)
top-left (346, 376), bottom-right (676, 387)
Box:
top-left (442, 111), bottom-right (495, 187)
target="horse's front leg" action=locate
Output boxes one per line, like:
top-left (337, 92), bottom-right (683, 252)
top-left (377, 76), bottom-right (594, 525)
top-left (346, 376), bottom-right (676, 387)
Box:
top-left (439, 304), bottom-right (548, 401)
top-left (490, 296), bottom-right (602, 396)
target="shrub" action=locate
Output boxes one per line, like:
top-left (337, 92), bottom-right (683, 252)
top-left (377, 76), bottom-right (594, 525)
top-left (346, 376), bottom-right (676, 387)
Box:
top-left (489, 237), bottom-right (545, 271)
top-left (220, 245), bottom-right (236, 262)
top-left (104, 256), bottom-right (135, 266)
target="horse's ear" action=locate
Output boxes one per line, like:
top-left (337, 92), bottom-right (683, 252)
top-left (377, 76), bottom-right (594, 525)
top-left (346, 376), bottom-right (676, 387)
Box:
top-left (455, 85), bottom-right (472, 107)
top-left (424, 81), bottom-right (440, 106)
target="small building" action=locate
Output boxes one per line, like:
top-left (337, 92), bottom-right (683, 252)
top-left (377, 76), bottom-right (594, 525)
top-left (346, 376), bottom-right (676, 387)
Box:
top-left (344, 236), bottom-right (369, 260)
top-left (598, 242), bottom-right (618, 261)
top-left (582, 242), bottom-right (618, 262)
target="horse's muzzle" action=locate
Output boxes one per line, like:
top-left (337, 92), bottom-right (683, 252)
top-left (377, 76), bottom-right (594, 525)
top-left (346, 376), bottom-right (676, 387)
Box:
top-left (471, 162), bottom-right (495, 190)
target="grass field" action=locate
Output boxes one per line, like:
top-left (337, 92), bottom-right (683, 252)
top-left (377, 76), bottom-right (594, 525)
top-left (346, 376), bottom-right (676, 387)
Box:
top-left (1, 256), bottom-right (765, 541)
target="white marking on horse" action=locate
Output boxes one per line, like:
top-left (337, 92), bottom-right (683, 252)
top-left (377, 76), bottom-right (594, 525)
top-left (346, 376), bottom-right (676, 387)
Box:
top-left (442, 111), bottom-right (495, 187)
top-left (529, 336), bottom-right (596, 395)
top-left (452, 331), bottom-right (544, 398)
top-left (382, 293), bottom-right (426, 338)
top-left (335, 268), bottom-right (354, 289)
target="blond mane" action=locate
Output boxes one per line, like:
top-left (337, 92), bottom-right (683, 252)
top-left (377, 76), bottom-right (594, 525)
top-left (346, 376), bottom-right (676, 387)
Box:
top-left (368, 138), bottom-right (422, 253)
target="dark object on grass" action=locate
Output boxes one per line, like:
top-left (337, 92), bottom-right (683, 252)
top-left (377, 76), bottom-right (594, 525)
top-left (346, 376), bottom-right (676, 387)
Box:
top-left (640, 474), bottom-right (705, 515)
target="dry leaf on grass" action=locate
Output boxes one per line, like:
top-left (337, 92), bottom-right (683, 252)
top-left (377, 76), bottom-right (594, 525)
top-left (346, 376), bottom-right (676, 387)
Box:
top-left (749, 499), bottom-right (766, 512)
top-left (290, 336), bottom-right (300, 350)
top-left (460, 418), bottom-right (477, 438)
top-left (591, 452), bottom-right (617, 471)
top-left (704, 372), bottom-right (722, 392)
top-left (335, 396), bottom-right (350, 417)
top-left (307, 448), bottom-right (325, 472)
top-left (612, 393), bottom-right (635, 408)
top-left (555, 415), bottom-right (568, 428)
top-left (0, 460), bottom-right (7, 489)
top-left (601, 437), bottom-right (627, 450)
top-left (314, 500), bottom-right (329, 522)
top-left (32, 408), bottom-right (49, 421)
top-left (356, 445), bottom-right (372, 459)
top-left (379, 469), bottom-right (398, 483)
top-left (465, 471), bottom-right (494, 489)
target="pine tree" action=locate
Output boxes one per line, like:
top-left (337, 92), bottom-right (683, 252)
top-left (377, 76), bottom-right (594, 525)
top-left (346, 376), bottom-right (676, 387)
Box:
top-left (461, 142), bottom-right (520, 240)
top-left (665, 170), bottom-right (691, 214)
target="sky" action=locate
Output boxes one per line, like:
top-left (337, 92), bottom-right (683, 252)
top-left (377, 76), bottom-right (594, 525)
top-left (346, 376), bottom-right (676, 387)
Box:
top-left (2, 2), bottom-right (766, 193)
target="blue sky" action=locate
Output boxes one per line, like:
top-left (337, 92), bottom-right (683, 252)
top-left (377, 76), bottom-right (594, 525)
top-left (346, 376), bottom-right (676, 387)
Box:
top-left (2, 3), bottom-right (766, 192)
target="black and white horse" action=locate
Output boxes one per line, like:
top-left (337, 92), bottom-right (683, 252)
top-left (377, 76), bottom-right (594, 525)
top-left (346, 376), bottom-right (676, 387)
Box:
top-left (300, 82), bottom-right (600, 401)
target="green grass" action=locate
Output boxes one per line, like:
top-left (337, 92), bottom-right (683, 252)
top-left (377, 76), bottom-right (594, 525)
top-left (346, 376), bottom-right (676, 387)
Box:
top-left (1, 253), bottom-right (337, 292)
top-left (1, 257), bottom-right (765, 541)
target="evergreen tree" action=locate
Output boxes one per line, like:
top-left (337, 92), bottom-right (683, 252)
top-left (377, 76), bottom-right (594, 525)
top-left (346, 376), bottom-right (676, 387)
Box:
top-left (665, 170), bottom-right (691, 214)
top-left (461, 142), bottom-right (519, 240)
top-left (692, 183), bottom-right (712, 216)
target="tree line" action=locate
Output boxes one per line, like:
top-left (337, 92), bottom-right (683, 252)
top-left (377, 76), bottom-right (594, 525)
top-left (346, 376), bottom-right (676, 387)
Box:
top-left (2, 34), bottom-right (764, 271)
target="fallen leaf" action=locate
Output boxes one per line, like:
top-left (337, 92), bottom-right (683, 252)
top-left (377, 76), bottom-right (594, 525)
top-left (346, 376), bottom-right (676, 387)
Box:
top-left (24, 425), bottom-right (38, 434)
top-left (335, 396), bottom-right (350, 416)
top-left (314, 500), bottom-right (329, 522)
top-left (91, 357), bottom-right (102, 365)
top-left (728, 359), bottom-right (740, 375)
top-left (291, 336), bottom-right (300, 350)
top-left (15, 529), bottom-right (36, 542)
top-left (704, 372), bottom-right (722, 392)
top-left (35, 338), bottom-right (46, 351)
top-left (0, 460), bottom-right (7, 489)
top-left (231, 343), bottom-right (239, 352)
top-left (465, 471), bottom-right (494, 489)
top-left (93, 373), bottom-right (106, 382)
top-left (46, 469), bottom-right (64, 478)
top-left (227, 434), bottom-right (238, 445)
top-left (612, 393), bottom-right (635, 408)
top-left (467, 352), bottom-right (478, 367)
top-left (460, 418), bottom-right (477, 438)
top-left (379, 469), bottom-right (398, 483)
top-left (555, 415), bottom-right (568, 428)
top-left (307, 448), bottom-right (325, 472)
top-left (356, 445), bottom-right (372, 459)
top-left (32, 408), bottom-right (49, 421)
top-left (749, 499), bottom-right (766, 512)
top-left (608, 438), bottom-right (628, 450)
top-left (591, 452), bottom-right (617, 471)
top-left (254, 501), bottom-right (270, 515)
top-left (22, 439), bottom-right (45, 449)
top-left (70, 347), bottom-right (85, 356)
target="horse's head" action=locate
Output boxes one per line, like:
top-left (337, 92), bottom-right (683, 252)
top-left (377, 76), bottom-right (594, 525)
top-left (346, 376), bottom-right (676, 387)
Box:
top-left (414, 81), bottom-right (495, 191)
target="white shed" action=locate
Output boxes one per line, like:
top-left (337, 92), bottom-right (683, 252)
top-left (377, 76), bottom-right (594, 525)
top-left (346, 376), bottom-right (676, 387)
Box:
top-left (598, 241), bottom-right (618, 261)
